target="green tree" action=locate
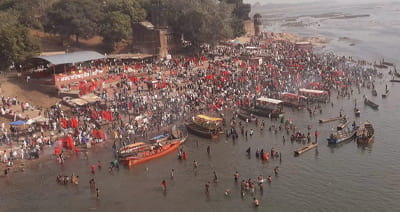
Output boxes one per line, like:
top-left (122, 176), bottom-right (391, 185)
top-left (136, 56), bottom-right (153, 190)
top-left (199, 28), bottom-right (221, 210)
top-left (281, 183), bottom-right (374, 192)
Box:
top-left (231, 16), bottom-right (246, 38)
top-left (0, 0), bottom-right (58, 29)
top-left (43, 0), bottom-right (103, 44)
top-left (100, 0), bottom-right (146, 52)
top-left (100, 11), bottom-right (132, 52)
top-left (0, 12), bottom-right (40, 70)
top-left (160, 0), bottom-right (235, 49)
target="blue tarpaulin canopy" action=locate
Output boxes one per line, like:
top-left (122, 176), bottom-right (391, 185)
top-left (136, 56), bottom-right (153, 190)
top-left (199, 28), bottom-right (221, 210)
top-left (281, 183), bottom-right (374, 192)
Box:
top-left (10, 120), bottom-right (26, 126)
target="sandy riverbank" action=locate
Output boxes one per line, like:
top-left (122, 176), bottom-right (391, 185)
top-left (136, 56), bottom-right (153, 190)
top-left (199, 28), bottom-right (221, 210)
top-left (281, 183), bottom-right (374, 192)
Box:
top-left (269, 32), bottom-right (328, 46)
top-left (235, 32), bottom-right (328, 47)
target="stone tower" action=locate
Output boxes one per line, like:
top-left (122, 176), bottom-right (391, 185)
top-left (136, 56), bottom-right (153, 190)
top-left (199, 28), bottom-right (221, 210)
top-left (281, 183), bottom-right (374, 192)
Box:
top-left (253, 13), bottom-right (262, 36)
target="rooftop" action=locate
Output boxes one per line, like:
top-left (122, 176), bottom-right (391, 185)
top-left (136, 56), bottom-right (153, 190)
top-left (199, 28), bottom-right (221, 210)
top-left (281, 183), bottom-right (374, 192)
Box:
top-left (34, 51), bottom-right (105, 65)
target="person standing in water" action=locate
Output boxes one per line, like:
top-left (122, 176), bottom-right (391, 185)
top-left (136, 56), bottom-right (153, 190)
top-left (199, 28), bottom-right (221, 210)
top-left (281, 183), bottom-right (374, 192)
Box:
top-left (254, 197), bottom-right (259, 207)
top-left (170, 169), bottom-right (174, 179)
top-left (162, 180), bottom-right (167, 191)
top-left (207, 145), bottom-right (210, 155)
top-left (205, 181), bottom-right (210, 193)
top-left (213, 171), bottom-right (218, 183)
top-left (193, 160), bottom-right (198, 170)
top-left (96, 188), bottom-right (100, 200)
top-left (234, 171), bottom-right (239, 182)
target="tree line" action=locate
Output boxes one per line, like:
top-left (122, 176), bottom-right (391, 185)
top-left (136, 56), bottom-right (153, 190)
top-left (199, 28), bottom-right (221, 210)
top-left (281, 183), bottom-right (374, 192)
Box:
top-left (0, 0), bottom-right (251, 70)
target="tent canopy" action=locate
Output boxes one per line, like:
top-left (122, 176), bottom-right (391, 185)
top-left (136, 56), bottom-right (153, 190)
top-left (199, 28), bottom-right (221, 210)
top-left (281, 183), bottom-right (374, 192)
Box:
top-left (34, 51), bottom-right (105, 65)
top-left (10, 120), bottom-right (26, 126)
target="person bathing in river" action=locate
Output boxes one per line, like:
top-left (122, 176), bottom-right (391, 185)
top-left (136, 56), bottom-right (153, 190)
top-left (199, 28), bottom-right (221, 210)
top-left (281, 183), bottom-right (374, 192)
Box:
top-left (234, 171), bottom-right (239, 181)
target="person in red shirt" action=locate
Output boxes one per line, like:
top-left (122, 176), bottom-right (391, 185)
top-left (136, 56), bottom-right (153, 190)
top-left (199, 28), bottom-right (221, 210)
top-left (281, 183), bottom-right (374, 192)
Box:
top-left (315, 130), bottom-right (319, 142)
top-left (93, 128), bottom-right (97, 139)
top-left (162, 180), bottom-right (167, 191)
top-left (98, 129), bottom-right (103, 140)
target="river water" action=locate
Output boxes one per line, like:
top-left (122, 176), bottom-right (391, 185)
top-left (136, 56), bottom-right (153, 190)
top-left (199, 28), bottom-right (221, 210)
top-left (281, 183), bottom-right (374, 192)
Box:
top-left (2, 2), bottom-right (400, 212)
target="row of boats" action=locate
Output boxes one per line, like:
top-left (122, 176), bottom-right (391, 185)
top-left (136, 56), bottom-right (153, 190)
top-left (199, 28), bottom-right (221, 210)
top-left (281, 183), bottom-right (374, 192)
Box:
top-left (295, 120), bottom-right (374, 156)
top-left (326, 120), bottom-right (374, 145)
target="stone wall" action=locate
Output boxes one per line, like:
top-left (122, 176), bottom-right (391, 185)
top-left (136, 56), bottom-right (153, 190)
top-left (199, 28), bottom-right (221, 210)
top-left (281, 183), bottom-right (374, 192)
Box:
top-left (132, 23), bottom-right (160, 55)
top-left (242, 20), bottom-right (255, 37)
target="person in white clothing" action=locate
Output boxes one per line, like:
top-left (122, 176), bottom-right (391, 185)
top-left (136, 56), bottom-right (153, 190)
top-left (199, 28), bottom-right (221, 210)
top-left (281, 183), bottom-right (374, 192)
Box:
top-left (20, 148), bottom-right (24, 159)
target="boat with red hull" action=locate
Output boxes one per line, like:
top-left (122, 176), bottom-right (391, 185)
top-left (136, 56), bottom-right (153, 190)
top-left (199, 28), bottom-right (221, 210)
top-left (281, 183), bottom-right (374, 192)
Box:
top-left (121, 139), bottom-right (181, 168)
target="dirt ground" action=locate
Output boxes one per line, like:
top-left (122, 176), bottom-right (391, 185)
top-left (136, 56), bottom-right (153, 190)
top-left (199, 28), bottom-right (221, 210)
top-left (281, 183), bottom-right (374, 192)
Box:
top-left (0, 73), bottom-right (61, 127)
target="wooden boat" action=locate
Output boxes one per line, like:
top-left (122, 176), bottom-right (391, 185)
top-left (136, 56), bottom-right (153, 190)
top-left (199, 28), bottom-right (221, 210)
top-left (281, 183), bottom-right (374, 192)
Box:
top-left (354, 107), bottom-right (361, 117)
top-left (241, 107), bottom-right (270, 117)
top-left (319, 115), bottom-right (346, 124)
top-left (294, 142), bottom-right (318, 156)
top-left (241, 106), bottom-right (282, 119)
top-left (185, 122), bottom-right (219, 139)
top-left (382, 61), bottom-right (394, 66)
top-left (371, 89), bottom-right (377, 96)
top-left (118, 142), bottom-right (149, 158)
top-left (337, 119), bottom-right (349, 131)
top-left (374, 64), bottom-right (388, 69)
top-left (327, 127), bottom-right (357, 144)
top-left (149, 134), bottom-right (169, 144)
top-left (192, 115), bottom-right (223, 131)
top-left (237, 110), bottom-right (256, 122)
top-left (356, 121), bottom-right (374, 145)
top-left (364, 98), bottom-right (379, 110)
top-left (171, 125), bottom-right (185, 142)
top-left (390, 79), bottom-right (400, 83)
top-left (121, 140), bottom-right (181, 168)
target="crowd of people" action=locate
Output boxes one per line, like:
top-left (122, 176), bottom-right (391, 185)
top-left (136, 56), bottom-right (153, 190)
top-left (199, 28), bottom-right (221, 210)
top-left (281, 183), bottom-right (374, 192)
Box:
top-left (0, 32), bottom-right (382, 206)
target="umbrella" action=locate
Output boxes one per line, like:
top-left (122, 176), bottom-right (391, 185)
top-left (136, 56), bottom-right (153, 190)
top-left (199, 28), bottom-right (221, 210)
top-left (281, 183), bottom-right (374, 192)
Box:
top-left (10, 120), bottom-right (26, 126)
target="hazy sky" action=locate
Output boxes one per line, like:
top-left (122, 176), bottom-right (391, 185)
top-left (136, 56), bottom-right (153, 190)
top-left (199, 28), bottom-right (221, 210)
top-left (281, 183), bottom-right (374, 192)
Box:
top-left (244, 0), bottom-right (397, 5)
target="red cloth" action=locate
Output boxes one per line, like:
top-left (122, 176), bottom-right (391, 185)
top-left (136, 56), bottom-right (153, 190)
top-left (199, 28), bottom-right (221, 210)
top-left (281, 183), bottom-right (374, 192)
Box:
top-left (98, 130), bottom-right (103, 139)
top-left (93, 129), bottom-right (97, 139)
top-left (55, 148), bottom-right (60, 156)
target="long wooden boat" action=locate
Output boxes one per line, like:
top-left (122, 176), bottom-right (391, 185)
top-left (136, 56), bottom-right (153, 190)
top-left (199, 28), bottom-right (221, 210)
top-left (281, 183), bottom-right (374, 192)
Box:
top-left (390, 79), bottom-right (400, 83)
top-left (121, 140), bottom-right (181, 168)
top-left (382, 61), bottom-right (394, 66)
top-left (241, 107), bottom-right (269, 117)
top-left (374, 64), bottom-right (388, 69)
top-left (356, 121), bottom-right (374, 145)
top-left (319, 115), bottom-right (346, 123)
top-left (294, 142), bottom-right (318, 156)
top-left (337, 120), bottom-right (350, 131)
top-left (185, 122), bottom-right (219, 139)
top-left (327, 127), bottom-right (357, 144)
top-left (149, 134), bottom-right (169, 144)
top-left (192, 115), bottom-right (223, 131)
top-left (241, 106), bottom-right (282, 118)
top-left (237, 110), bottom-right (256, 122)
top-left (364, 98), bottom-right (379, 110)
top-left (118, 142), bottom-right (149, 158)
